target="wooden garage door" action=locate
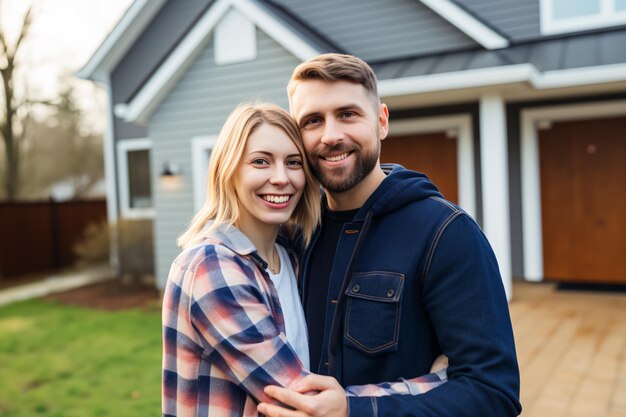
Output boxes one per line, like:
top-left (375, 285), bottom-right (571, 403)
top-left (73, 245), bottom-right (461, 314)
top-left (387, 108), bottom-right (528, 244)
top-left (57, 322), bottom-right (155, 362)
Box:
top-left (539, 116), bottom-right (626, 283)
top-left (381, 132), bottom-right (458, 204)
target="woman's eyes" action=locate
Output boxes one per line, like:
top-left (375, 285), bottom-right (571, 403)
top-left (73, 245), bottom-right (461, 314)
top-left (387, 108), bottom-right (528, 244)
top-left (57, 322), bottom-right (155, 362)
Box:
top-left (286, 159), bottom-right (303, 167)
top-left (250, 158), bottom-right (302, 167)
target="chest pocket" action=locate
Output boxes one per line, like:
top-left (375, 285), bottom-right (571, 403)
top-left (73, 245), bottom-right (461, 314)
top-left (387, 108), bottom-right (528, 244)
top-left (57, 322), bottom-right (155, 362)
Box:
top-left (343, 271), bottom-right (404, 355)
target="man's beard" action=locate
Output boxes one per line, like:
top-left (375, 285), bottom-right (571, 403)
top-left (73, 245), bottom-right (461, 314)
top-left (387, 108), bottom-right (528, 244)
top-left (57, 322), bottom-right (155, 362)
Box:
top-left (309, 142), bottom-right (379, 193)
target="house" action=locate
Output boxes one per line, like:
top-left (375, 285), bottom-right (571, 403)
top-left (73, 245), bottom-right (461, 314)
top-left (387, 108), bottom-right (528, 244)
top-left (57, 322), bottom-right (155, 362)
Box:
top-left (78, 0), bottom-right (626, 296)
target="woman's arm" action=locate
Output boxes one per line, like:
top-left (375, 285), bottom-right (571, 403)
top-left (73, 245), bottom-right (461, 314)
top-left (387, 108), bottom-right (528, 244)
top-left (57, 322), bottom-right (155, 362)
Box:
top-left (189, 245), bottom-right (308, 404)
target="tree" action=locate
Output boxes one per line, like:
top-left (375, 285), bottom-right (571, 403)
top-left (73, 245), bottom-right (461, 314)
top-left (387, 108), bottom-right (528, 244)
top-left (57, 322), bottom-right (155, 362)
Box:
top-left (19, 84), bottom-right (104, 200)
top-left (0, 2), bottom-right (32, 200)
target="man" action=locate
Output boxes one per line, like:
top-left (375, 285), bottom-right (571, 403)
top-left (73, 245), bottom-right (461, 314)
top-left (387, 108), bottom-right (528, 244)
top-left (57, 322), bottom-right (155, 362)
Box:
top-left (258, 53), bottom-right (521, 417)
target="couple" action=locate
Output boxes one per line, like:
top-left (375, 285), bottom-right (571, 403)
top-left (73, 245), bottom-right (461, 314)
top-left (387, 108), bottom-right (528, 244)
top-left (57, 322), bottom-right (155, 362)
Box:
top-left (162, 53), bottom-right (521, 417)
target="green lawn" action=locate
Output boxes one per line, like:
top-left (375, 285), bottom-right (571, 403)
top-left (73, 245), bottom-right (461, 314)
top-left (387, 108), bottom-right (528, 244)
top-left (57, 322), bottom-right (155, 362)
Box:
top-left (0, 299), bottom-right (162, 417)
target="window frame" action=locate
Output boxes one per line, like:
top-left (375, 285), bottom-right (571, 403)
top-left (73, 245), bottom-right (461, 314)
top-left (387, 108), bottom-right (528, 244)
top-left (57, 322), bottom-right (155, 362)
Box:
top-left (540, 0), bottom-right (626, 35)
top-left (191, 136), bottom-right (218, 212)
top-left (117, 138), bottom-right (155, 219)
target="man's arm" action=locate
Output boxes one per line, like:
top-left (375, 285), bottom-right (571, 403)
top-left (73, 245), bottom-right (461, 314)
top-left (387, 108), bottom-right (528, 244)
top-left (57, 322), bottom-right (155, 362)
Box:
top-left (348, 214), bottom-right (521, 417)
top-left (260, 214), bottom-right (521, 417)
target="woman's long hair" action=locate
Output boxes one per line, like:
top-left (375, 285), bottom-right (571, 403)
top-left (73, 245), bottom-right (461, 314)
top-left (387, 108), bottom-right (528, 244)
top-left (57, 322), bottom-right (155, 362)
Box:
top-left (177, 103), bottom-right (320, 248)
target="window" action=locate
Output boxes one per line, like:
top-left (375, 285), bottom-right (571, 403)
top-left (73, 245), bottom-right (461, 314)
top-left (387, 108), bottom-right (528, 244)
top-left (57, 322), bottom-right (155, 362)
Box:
top-left (117, 139), bottom-right (154, 218)
top-left (541, 0), bottom-right (626, 35)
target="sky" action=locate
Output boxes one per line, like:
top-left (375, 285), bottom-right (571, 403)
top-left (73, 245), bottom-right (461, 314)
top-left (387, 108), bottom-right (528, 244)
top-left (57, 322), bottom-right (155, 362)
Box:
top-left (2, 0), bottom-right (133, 124)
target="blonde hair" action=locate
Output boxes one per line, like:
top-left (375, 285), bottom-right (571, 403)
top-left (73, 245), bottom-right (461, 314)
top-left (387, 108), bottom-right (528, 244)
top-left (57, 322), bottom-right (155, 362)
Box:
top-left (178, 103), bottom-right (320, 248)
top-left (287, 53), bottom-right (379, 104)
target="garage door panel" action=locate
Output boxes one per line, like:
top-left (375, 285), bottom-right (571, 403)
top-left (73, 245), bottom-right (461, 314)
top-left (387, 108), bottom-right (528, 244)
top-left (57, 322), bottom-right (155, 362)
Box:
top-left (381, 132), bottom-right (458, 204)
top-left (539, 116), bottom-right (626, 283)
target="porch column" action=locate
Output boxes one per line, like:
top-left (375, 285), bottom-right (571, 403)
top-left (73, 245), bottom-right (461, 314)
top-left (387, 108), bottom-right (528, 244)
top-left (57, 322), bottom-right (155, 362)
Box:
top-left (479, 93), bottom-right (512, 300)
top-left (104, 77), bottom-right (120, 271)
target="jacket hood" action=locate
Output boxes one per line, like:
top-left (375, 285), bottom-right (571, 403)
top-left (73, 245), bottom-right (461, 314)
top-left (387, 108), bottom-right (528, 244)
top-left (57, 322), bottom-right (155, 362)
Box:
top-left (355, 164), bottom-right (443, 220)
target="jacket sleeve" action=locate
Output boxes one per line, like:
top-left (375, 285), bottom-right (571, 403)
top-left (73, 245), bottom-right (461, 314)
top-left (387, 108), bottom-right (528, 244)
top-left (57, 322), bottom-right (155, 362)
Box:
top-left (347, 214), bottom-right (522, 417)
top-left (188, 246), bottom-right (308, 404)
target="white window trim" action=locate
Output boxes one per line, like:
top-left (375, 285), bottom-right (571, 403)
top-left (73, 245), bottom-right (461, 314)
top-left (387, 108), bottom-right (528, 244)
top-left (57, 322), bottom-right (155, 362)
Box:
top-left (117, 138), bottom-right (155, 219)
top-left (192, 136), bottom-right (219, 212)
top-left (540, 0), bottom-right (626, 35)
top-left (388, 115), bottom-right (476, 220)
top-left (520, 100), bottom-right (626, 281)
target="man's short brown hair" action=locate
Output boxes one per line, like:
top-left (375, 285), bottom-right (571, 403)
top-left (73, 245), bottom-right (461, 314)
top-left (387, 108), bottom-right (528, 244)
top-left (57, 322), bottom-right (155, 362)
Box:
top-left (287, 53), bottom-right (379, 102)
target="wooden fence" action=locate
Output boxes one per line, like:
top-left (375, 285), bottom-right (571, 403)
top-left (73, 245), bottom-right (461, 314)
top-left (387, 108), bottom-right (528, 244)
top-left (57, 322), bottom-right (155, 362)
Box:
top-left (0, 199), bottom-right (107, 279)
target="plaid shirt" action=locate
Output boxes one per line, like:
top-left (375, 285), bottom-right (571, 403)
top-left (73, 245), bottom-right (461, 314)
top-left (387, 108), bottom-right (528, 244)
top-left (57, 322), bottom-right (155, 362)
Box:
top-left (162, 223), bottom-right (445, 417)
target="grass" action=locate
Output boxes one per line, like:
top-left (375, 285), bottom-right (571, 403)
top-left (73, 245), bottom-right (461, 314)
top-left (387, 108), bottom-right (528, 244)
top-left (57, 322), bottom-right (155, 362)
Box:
top-left (0, 299), bottom-right (162, 417)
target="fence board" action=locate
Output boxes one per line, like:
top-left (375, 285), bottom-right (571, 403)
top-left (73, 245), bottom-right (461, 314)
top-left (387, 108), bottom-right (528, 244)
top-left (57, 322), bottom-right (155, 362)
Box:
top-left (0, 200), bottom-right (106, 279)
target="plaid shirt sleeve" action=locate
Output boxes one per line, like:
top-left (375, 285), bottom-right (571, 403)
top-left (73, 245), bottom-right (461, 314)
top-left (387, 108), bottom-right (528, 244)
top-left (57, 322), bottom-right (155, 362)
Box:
top-left (344, 369), bottom-right (447, 397)
top-left (186, 244), bottom-right (309, 403)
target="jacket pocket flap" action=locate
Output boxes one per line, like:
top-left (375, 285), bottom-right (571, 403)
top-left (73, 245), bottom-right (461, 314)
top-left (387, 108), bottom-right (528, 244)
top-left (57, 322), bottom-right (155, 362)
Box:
top-left (345, 272), bottom-right (404, 303)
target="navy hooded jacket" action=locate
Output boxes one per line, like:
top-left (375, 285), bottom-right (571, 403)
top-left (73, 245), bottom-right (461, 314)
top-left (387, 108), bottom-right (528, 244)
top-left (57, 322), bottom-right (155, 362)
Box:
top-left (299, 165), bottom-right (521, 417)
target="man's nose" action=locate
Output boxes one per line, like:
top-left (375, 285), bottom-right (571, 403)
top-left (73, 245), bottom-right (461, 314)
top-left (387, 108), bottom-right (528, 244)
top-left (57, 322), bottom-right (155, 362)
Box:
top-left (321, 119), bottom-right (343, 147)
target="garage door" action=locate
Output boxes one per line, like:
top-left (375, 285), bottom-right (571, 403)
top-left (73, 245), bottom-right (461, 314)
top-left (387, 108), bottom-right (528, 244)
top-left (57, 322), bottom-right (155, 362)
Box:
top-left (539, 116), bottom-right (626, 283)
top-left (381, 132), bottom-right (458, 204)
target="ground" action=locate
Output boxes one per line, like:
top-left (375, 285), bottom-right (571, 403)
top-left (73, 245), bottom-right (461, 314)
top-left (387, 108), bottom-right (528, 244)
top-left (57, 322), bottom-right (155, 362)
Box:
top-left (44, 280), bottom-right (161, 311)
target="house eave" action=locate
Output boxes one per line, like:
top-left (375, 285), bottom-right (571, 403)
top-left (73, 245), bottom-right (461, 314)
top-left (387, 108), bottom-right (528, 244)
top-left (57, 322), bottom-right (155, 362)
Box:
top-left (76, 0), bottom-right (167, 81)
top-left (115, 0), bottom-right (323, 124)
top-left (378, 63), bottom-right (626, 99)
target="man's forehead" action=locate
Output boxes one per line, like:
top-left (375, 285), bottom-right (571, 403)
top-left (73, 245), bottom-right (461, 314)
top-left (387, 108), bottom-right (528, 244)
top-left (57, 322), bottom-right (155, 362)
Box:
top-left (289, 80), bottom-right (372, 114)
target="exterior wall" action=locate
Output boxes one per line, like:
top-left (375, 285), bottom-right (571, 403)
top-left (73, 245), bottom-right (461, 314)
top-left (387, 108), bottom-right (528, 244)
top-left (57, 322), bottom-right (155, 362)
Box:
top-left (273, 0), bottom-right (477, 62)
top-left (148, 29), bottom-right (301, 289)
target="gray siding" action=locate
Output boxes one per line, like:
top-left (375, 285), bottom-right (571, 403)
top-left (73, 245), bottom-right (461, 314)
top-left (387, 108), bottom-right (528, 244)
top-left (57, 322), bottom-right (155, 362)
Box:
top-left (148, 29), bottom-right (301, 289)
top-left (458, 0), bottom-right (541, 42)
top-left (273, 0), bottom-right (478, 62)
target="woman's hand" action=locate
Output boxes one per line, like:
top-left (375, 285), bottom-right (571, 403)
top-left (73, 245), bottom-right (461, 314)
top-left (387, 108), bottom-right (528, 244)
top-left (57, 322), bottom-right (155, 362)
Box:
top-left (257, 374), bottom-right (347, 417)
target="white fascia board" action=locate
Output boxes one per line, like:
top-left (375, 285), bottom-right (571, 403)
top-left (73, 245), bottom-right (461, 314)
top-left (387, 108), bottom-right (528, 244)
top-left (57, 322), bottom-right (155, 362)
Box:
top-left (378, 64), bottom-right (537, 97)
top-left (117, 0), bottom-right (322, 124)
top-left (77, 0), bottom-right (166, 82)
top-left (378, 62), bottom-right (626, 98)
top-left (532, 63), bottom-right (626, 89)
top-left (419, 0), bottom-right (509, 50)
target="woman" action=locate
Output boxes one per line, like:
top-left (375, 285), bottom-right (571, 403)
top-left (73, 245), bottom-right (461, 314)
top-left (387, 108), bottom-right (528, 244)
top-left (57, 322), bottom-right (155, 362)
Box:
top-left (162, 103), bottom-right (445, 417)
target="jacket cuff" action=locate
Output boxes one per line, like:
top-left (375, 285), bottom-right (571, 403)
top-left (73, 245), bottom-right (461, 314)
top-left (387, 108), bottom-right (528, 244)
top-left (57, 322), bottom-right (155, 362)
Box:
top-left (347, 396), bottom-right (377, 417)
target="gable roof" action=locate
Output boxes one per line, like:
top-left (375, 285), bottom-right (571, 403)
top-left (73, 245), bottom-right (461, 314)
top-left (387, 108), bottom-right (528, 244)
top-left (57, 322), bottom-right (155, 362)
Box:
top-left (419, 0), bottom-right (509, 49)
top-left (77, 0), bottom-right (167, 82)
top-left (113, 0), bottom-right (324, 124)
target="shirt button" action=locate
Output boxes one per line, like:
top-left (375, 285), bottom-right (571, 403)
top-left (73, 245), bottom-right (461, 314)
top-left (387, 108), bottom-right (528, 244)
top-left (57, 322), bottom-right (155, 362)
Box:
top-left (387, 289), bottom-right (395, 297)
top-left (352, 285), bottom-right (360, 293)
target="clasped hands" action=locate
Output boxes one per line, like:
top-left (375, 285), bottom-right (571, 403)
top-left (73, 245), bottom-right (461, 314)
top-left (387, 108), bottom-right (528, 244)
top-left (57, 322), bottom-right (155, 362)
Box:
top-left (257, 373), bottom-right (348, 417)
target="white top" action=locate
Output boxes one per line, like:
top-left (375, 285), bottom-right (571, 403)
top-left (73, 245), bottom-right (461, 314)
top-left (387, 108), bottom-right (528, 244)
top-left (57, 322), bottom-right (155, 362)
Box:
top-left (268, 244), bottom-right (310, 370)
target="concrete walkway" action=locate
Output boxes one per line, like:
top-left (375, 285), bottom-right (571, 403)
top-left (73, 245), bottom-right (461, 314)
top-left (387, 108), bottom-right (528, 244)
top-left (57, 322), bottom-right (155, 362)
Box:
top-left (0, 264), bottom-right (114, 307)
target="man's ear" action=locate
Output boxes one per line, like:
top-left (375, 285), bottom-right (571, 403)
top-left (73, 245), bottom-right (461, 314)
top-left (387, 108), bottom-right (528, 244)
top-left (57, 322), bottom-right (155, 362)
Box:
top-left (378, 103), bottom-right (390, 141)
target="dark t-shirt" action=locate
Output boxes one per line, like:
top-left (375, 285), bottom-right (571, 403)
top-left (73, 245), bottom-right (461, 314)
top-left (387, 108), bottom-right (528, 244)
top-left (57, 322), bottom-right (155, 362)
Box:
top-left (305, 208), bottom-right (358, 372)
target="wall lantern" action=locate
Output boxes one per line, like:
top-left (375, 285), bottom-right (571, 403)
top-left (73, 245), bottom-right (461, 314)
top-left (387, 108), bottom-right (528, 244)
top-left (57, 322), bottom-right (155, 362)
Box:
top-left (160, 162), bottom-right (181, 177)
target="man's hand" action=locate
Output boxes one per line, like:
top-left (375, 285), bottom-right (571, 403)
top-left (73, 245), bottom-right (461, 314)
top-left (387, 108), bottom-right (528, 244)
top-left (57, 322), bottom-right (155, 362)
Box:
top-left (257, 374), bottom-right (348, 417)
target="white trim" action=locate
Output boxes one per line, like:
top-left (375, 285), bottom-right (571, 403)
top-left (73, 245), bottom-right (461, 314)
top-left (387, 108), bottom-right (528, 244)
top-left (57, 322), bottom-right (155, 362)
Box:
top-left (419, 0), bottom-right (509, 49)
top-left (76, 0), bottom-right (166, 82)
top-left (378, 63), bottom-right (626, 98)
top-left (520, 99), bottom-right (626, 282)
top-left (388, 115), bottom-right (476, 219)
top-left (103, 77), bottom-right (119, 270)
top-left (116, 0), bottom-right (322, 124)
top-left (479, 94), bottom-right (512, 300)
top-left (117, 138), bottom-right (155, 219)
top-left (540, 0), bottom-right (626, 35)
top-left (214, 8), bottom-right (257, 65)
top-left (192, 136), bottom-right (219, 212)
